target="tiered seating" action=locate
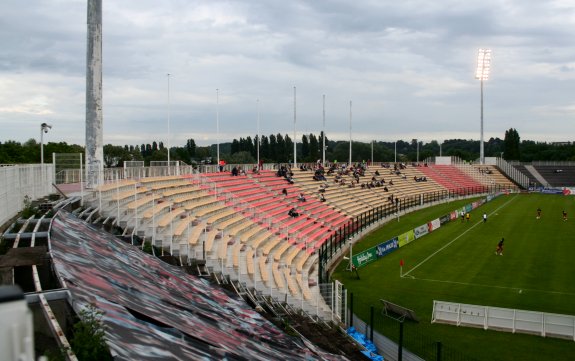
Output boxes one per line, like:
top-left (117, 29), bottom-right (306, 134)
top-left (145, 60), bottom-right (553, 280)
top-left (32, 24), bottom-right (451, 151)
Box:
top-left (471, 165), bottom-right (517, 188)
top-left (419, 165), bottom-right (485, 193)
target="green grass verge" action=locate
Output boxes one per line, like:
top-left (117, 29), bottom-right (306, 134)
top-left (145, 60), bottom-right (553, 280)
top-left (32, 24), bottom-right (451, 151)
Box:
top-left (333, 193), bottom-right (575, 361)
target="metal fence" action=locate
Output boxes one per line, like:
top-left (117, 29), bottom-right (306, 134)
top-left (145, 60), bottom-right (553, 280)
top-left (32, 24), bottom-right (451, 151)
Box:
top-left (348, 295), bottom-right (480, 361)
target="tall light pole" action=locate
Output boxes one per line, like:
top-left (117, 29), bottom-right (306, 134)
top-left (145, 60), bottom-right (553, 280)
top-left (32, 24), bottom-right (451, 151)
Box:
top-left (394, 141), bottom-right (397, 163)
top-left (322, 94), bottom-right (326, 166)
top-left (256, 99), bottom-right (260, 170)
top-left (167, 73), bottom-right (171, 170)
top-left (416, 139), bottom-right (419, 164)
top-left (348, 100), bottom-right (352, 166)
top-left (371, 140), bottom-right (374, 165)
top-left (85, 0), bottom-right (103, 188)
top-left (475, 48), bottom-right (491, 165)
top-left (293, 86), bottom-right (297, 168)
top-left (216, 88), bottom-right (220, 169)
top-left (40, 123), bottom-right (52, 165)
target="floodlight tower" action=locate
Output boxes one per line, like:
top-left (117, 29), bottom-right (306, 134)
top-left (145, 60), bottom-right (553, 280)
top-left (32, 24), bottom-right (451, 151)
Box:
top-left (86, 0), bottom-right (103, 188)
top-left (475, 48), bottom-right (491, 165)
top-left (167, 73), bottom-right (171, 172)
top-left (293, 86), bottom-right (297, 168)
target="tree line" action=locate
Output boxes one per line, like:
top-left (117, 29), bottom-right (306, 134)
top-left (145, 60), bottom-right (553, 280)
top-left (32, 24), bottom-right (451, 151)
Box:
top-left (1, 128), bottom-right (573, 166)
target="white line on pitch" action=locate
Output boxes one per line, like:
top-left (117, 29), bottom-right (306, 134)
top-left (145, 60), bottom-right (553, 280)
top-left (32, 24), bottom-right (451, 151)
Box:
top-left (404, 275), bottom-right (575, 297)
top-left (402, 194), bottom-right (519, 277)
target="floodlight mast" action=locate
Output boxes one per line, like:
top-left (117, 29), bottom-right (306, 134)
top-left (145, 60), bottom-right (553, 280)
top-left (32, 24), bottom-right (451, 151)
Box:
top-left (475, 48), bottom-right (491, 165)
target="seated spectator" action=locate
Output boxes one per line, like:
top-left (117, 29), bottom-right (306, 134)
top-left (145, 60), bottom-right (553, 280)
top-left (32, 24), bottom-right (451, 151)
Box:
top-left (319, 193), bottom-right (326, 202)
top-left (231, 166), bottom-right (239, 176)
top-left (282, 188), bottom-right (288, 196)
top-left (375, 170), bottom-right (380, 176)
top-left (384, 186), bottom-right (389, 192)
top-left (288, 208), bottom-right (299, 217)
top-left (389, 180), bottom-right (394, 185)
top-left (298, 193), bottom-right (306, 202)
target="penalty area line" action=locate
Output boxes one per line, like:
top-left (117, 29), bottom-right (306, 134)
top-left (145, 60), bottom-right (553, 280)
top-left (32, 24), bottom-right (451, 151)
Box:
top-left (403, 194), bottom-right (519, 278)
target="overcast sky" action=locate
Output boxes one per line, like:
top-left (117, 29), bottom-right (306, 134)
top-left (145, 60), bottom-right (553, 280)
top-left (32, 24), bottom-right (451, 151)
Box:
top-left (1, 0), bottom-right (575, 147)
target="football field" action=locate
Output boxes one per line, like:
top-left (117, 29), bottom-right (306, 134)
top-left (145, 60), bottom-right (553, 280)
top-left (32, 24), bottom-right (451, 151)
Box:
top-left (334, 193), bottom-right (575, 361)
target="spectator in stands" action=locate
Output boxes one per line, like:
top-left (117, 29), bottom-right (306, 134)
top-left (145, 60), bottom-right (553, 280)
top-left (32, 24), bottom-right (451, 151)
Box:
top-left (389, 180), bottom-right (394, 186)
top-left (231, 166), bottom-right (239, 176)
top-left (282, 188), bottom-right (288, 196)
top-left (219, 159), bottom-right (226, 172)
top-left (288, 208), bottom-right (299, 217)
top-left (375, 170), bottom-right (380, 176)
top-left (298, 193), bottom-right (306, 202)
top-left (319, 193), bottom-right (326, 202)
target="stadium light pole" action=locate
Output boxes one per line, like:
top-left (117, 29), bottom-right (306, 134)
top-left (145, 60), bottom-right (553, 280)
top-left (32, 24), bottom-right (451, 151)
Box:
top-left (475, 48), bottom-right (491, 165)
top-left (394, 141), bottom-right (397, 163)
top-left (293, 86), bottom-right (297, 168)
top-left (348, 100), bottom-right (352, 166)
top-left (371, 140), bottom-right (374, 165)
top-left (167, 73), bottom-right (171, 172)
top-left (256, 98), bottom-right (260, 170)
top-left (216, 88), bottom-right (220, 170)
top-left (322, 94), bottom-right (326, 166)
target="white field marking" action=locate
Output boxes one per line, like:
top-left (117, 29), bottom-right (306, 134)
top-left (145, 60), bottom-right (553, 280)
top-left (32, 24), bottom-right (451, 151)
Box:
top-left (402, 194), bottom-right (519, 277)
top-left (404, 276), bottom-right (575, 297)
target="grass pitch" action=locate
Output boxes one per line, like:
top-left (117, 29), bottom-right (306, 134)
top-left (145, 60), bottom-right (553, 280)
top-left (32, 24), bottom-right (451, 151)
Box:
top-left (333, 193), bottom-right (575, 361)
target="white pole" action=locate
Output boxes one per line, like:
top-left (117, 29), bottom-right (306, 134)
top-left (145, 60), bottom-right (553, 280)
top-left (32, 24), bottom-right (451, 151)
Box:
top-left (167, 73), bottom-right (171, 173)
top-left (322, 94), bottom-right (326, 166)
top-left (348, 100), bottom-right (352, 166)
top-left (371, 140), bottom-right (374, 165)
top-left (257, 99), bottom-right (260, 170)
top-left (216, 88), bottom-right (220, 170)
top-left (293, 86), bottom-right (297, 168)
top-left (133, 183), bottom-right (138, 245)
top-left (480, 78), bottom-right (484, 165)
top-left (40, 126), bottom-right (44, 166)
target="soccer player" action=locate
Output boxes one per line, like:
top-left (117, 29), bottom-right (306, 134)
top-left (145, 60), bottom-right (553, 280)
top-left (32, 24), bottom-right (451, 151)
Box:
top-left (563, 210), bottom-right (567, 221)
top-left (466, 213), bottom-right (470, 222)
top-left (460, 210), bottom-right (465, 223)
top-left (536, 207), bottom-right (541, 219)
top-left (495, 238), bottom-right (504, 256)
top-left (483, 213), bottom-right (487, 223)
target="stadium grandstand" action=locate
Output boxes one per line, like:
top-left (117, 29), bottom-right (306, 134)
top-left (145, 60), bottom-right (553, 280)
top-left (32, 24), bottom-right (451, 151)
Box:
top-left (5, 155), bottom-right (568, 360)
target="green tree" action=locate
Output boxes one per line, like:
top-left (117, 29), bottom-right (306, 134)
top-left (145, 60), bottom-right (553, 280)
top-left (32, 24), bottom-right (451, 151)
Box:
top-left (504, 128), bottom-right (521, 160)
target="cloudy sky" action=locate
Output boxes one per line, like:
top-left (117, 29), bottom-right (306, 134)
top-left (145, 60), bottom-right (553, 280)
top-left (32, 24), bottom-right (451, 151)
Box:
top-left (1, 0), bottom-right (575, 147)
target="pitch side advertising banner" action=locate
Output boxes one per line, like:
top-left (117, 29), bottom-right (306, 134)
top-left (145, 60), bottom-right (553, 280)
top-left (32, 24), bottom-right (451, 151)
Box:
top-left (398, 230), bottom-right (415, 247)
top-left (376, 237), bottom-right (399, 257)
top-left (352, 247), bottom-right (378, 268)
top-left (428, 218), bottom-right (441, 232)
top-left (441, 214), bottom-right (452, 225)
top-left (449, 211), bottom-right (458, 221)
top-left (414, 224), bottom-right (429, 239)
